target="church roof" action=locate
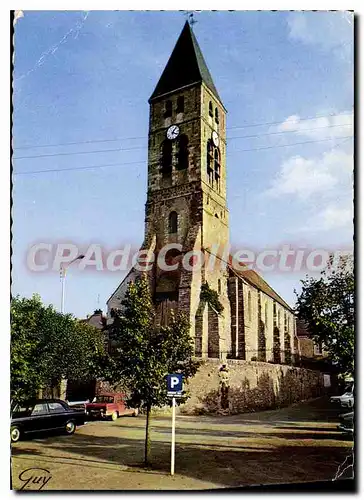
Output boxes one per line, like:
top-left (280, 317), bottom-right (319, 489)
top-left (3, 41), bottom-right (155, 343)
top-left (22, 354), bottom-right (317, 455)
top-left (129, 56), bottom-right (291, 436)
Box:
top-left (228, 258), bottom-right (293, 312)
top-left (149, 21), bottom-right (222, 104)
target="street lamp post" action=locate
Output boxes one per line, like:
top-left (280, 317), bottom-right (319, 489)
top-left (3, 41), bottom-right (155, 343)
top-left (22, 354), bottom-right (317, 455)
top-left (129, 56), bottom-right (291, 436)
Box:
top-left (60, 255), bottom-right (84, 314)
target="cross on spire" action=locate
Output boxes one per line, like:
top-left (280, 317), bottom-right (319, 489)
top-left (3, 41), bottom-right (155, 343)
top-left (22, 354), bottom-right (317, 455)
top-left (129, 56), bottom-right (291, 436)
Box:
top-left (184, 11), bottom-right (198, 29)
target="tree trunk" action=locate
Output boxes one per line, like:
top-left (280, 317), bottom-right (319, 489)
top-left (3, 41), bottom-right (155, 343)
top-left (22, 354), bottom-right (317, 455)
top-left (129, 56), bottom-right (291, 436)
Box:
top-left (144, 403), bottom-right (151, 466)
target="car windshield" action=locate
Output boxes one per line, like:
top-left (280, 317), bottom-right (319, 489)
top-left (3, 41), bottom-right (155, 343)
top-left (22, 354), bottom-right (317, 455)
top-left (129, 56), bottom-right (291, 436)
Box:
top-left (93, 396), bottom-right (114, 403)
top-left (11, 403), bottom-right (34, 418)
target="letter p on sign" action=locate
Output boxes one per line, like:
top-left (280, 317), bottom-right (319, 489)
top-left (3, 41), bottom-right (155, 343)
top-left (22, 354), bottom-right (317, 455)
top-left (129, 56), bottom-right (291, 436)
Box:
top-left (167, 374), bottom-right (183, 393)
top-left (171, 376), bottom-right (179, 388)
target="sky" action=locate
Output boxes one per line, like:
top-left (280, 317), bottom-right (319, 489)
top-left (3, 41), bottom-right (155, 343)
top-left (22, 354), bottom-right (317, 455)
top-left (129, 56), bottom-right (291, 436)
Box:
top-left (12, 10), bottom-right (354, 318)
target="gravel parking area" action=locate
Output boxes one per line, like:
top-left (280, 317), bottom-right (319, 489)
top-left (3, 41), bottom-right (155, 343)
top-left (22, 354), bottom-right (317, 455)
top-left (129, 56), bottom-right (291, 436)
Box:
top-left (11, 397), bottom-right (353, 490)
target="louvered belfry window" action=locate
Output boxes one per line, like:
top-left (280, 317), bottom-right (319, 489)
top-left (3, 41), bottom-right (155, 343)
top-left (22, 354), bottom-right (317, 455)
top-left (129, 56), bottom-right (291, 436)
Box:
top-left (169, 211), bottom-right (178, 234)
top-left (177, 134), bottom-right (189, 170)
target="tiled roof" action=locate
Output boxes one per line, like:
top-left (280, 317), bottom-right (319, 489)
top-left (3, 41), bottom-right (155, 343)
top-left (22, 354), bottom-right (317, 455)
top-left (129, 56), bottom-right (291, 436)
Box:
top-left (228, 257), bottom-right (293, 311)
top-left (80, 313), bottom-right (106, 330)
top-left (149, 21), bottom-right (221, 103)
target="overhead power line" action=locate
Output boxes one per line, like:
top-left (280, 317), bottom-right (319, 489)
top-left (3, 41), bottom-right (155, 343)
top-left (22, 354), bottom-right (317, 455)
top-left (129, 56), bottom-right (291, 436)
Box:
top-left (13, 135), bottom-right (145, 151)
top-left (12, 111), bottom-right (352, 151)
top-left (13, 146), bottom-right (141, 161)
top-left (227, 111), bottom-right (353, 131)
top-left (228, 123), bottom-right (352, 141)
top-left (12, 124), bottom-right (353, 161)
top-left (13, 136), bottom-right (352, 177)
top-left (229, 136), bottom-right (352, 155)
top-left (13, 160), bottom-right (145, 176)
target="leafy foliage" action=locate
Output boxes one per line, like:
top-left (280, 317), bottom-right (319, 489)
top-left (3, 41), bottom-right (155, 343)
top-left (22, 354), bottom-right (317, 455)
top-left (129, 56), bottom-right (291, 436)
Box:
top-left (200, 282), bottom-right (224, 315)
top-left (295, 255), bottom-right (354, 376)
top-left (11, 295), bottom-right (44, 403)
top-left (107, 275), bottom-right (200, 464)
top-left (11, 295), bottom-right (106, 402)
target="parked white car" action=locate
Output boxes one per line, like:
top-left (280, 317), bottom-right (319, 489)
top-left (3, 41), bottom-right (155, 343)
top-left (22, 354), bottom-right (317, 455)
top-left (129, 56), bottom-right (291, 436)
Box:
top-left (340, 392), bottom-right (354, 408)
top-left (337, 412), bottom-right (354, 435)
top-left (330, 387), bottom-right (354, 408)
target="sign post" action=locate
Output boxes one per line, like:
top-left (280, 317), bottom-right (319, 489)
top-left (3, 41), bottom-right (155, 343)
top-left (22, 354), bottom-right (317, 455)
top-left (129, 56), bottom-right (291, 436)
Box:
top-left (171, 396), bottom-right (176, 475)
top-left (166, 373), bottom-right (183, 476)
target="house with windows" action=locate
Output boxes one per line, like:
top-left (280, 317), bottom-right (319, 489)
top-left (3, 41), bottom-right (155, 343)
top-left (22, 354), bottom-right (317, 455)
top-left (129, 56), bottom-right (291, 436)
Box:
top-left (296, 319), bottom-right (327, 360)
top-left (107, 21), bottom-right (298, 364)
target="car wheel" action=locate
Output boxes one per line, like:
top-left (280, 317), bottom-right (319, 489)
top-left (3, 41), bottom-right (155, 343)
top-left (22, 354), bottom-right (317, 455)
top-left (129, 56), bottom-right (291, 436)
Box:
top-left (11, 426), bottom-right (21, 443)
top-left (111, 411), bottom-right (118, 421)
top-left (65, 420), bottom-right (76, 435)
top-left (133, 409), bottom-right (139, 417)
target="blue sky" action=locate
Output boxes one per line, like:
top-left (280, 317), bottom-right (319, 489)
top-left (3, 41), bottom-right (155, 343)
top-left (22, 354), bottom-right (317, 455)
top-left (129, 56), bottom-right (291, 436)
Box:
top-left (12, 10), bottom-right (353, 318)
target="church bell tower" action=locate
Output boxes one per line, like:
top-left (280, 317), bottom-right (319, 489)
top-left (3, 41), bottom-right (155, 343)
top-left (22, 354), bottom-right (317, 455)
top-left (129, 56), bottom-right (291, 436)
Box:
top-left (143, 21), bottom-right (231, 359)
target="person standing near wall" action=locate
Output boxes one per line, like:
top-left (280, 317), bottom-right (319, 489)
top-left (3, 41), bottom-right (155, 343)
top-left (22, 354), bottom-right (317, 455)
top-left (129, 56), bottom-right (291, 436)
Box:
top-left (219, 364), bottom-right (230, 413)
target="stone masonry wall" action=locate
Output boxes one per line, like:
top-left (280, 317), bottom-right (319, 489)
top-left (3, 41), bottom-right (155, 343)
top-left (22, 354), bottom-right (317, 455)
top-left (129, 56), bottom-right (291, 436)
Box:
top-left (92, 359), bottom-right (327, 417)
top-left (180, 358), bottom-right (325, 415)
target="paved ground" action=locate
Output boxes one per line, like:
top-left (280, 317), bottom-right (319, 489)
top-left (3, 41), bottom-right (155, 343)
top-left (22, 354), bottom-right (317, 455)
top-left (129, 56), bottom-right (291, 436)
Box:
top-left (11, 397), bottom-right (354, 491)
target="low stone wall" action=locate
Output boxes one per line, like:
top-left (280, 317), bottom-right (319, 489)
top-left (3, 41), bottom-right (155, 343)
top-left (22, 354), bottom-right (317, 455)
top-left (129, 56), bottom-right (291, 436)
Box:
top-left (179, 358), bottom-right (326, 415)
top-left (92, 359), bottom-right (328, 416)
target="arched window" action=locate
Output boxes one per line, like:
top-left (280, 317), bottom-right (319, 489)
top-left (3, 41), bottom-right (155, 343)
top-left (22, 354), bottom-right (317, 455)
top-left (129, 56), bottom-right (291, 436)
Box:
top-left (273, 302), bottom-right (277, 325)
top-left (218, 279), bottom-right (221, 294)
top-left (169, 211), bottom-right (178, 234)
top-left (207, 141), bottom-right (221, 190)
top-left (215, 107), bottom-right (219, 124)
top-left (207, 139), bottom-right (214, 185)
top-left (209, 101), bottom-right (213, 117)
top-left (161, 140), bottom-right (172, 175)
top-left (278, 310), bottom-right (281, 326)
top-left (164, 100), bottom-right (172, 118)
top-left (177, 134), bottom-right (189, 170)
top-left (248, 291), bottom-right (252, 322)
top-left (214, 148), bottom-right (221, 190)
top-left (176, 96), bottom-right (184, 113)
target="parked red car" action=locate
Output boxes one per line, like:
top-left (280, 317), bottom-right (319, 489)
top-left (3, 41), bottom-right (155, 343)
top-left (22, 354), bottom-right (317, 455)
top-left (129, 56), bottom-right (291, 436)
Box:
top-left (85, 393), bottom-right (138, 421)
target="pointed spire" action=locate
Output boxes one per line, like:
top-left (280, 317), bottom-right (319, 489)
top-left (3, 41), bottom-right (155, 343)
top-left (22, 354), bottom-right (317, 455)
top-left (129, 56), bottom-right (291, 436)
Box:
top-left (149, 21), bottom-right (221, 103)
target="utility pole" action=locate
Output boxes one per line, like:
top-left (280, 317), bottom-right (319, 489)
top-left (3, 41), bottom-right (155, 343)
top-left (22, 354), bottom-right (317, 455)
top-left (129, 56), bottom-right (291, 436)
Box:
top-left (60, 255), bottom-right (84, 313)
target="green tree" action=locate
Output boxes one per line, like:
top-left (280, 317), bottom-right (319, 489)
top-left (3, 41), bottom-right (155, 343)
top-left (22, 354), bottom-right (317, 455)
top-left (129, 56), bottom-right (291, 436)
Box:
top-left (11, 295), bottom-right (106, 402)
top-left (11, 295), bottom-right (44, 402)
top-left (295, 256), bottom-right (354, 376)
top-left (200, 282), bottom-right (224, 315)
top-left (108, 275), bottom-right (200, 466)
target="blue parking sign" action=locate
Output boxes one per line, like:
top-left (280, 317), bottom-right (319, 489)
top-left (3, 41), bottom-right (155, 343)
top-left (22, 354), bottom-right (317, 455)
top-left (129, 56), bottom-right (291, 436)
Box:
top-left (167, 374), bottom-right (183, 393)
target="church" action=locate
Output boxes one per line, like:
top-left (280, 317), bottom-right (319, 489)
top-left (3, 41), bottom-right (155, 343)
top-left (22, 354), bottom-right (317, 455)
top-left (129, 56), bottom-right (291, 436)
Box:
top-left (107, 21), bottom-right (297, 365)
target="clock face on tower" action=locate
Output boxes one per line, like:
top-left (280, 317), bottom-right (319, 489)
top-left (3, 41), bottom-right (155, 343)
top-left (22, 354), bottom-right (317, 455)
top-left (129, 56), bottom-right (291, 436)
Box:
top-left (212, 131), bottom-right (219, 147)
top-left (166, 125), bottom-right (180, 140)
